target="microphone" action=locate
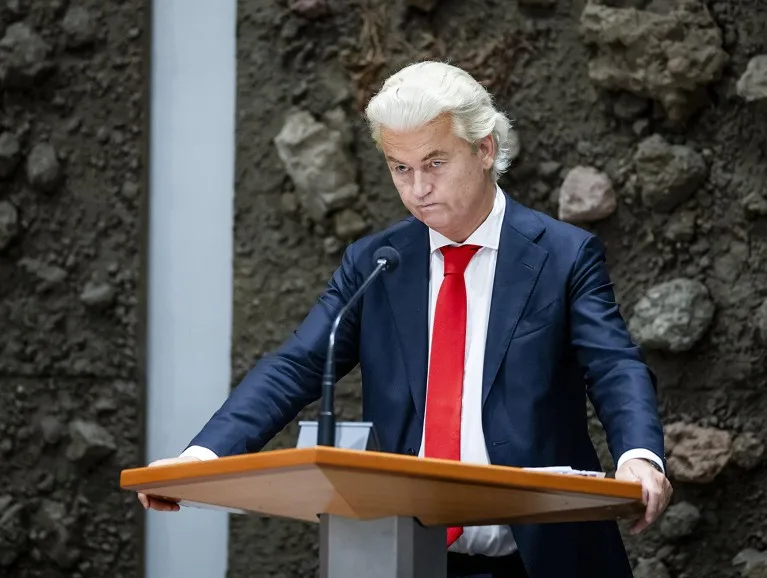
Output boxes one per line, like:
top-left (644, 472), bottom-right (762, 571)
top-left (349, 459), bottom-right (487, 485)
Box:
top-left (317, 246), bottom-right (401, 447)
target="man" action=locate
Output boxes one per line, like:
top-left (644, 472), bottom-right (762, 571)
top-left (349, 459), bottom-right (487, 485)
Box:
top-left (139, 61), bottom-right (672, 577)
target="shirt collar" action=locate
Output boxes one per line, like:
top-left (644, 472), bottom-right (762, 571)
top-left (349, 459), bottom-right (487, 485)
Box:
top-left (428, 184), bottom-right (506, 253)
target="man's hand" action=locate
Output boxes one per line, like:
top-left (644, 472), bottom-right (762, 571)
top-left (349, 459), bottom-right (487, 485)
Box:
top-left (137, 456), bottom-right (201, 512)
top-left (615, 458), bottom-right (672, 535)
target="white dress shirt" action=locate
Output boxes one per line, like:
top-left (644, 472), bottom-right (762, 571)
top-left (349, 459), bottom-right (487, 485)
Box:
top-left (183, 184), bottom-right (664, 555)
top-left (419, 184), bottom-right (515, 556)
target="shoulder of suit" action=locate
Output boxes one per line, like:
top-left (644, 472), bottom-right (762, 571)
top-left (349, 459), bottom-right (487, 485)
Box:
top-left (343, 215), bottom-right (421, 261)
top-left (507, 195), bottom-right (594, 247)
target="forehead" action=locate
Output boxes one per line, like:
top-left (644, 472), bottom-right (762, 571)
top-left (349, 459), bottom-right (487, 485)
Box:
top-left (379, 115), bottom-right (460, 161)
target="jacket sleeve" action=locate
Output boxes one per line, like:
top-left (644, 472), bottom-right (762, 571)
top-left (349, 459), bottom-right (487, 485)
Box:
top-left (185, 244), bottom-right (363, 457)
top-left (568, 234), bottom-right (666, 470)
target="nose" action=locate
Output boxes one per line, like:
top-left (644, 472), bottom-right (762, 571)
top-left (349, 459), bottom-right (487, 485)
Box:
top-left (412, 170), bottom-right (432, 199)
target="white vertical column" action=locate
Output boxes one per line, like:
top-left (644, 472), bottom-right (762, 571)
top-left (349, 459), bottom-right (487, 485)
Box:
top-left (145, 1), bottom-right (236, 577)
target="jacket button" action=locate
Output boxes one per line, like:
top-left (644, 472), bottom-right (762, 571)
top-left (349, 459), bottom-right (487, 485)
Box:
top-left (406, 448), bottom-right (416, 455)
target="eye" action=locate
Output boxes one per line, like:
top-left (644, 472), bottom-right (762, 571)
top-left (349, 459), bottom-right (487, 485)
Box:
top-left (431, 160), bottom-right (444, 168)
top-left (393, 165), bottom-right (409, 174)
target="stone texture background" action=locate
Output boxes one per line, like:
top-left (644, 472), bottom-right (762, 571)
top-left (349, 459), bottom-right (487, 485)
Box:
top-left (230, 0), bottom-right (767, 577)
top-left (0, 0), bottom-right (145, 576)
top-left (2, 0), bottom-right (766, 577)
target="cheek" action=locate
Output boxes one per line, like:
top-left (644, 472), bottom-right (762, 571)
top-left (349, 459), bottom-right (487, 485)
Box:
top-left (392, 174), bottom-right (413, 192)
top-left (441, 172), bottom-right (469, 206)
top-left (392, 181), bottom-right (413, 204)
top-left (467, 158), bottom-right (485, 180)
top-left (450, 165), bottom-right (483, 206)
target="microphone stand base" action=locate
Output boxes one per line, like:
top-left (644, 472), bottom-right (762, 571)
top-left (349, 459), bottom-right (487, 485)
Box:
top-left (297, 421), bottom-right (380, 451)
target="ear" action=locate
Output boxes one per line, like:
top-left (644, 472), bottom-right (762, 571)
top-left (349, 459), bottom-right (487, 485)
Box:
top-left (476, 134), bottom-right (495, 171)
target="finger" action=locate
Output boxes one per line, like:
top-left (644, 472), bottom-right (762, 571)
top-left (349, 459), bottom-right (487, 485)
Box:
top-left (664, 479), bottom-right (674, 508)
top-left (654, 480), bottom-right (673, 519)
top-left (630, 476), bottom-right (661, 534)
top-left (155, 500), bottom-right (180, 512)
top-left (644, 482), bottom-right (662, 525)
top-left (630, 504), bottom-right (651, 534)
top-left (138, 493), bottom-right (149, 509)
top-left (154, 497), bottom-right (180, 511)
top-left (630, 500), bottom-right (653, 533)
top-left (147, 496), bottom-right (180, 512)
top-left (630, 516), bottom-right (649, 534)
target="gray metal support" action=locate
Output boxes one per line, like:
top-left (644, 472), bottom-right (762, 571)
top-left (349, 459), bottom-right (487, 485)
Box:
top-left (145, 1), bottom-right (235, 577)
top-left (319, 515), bottom-right (446, 578)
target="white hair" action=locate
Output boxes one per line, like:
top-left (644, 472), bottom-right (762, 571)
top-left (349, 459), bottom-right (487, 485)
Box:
top-left (364, 61), bottom-right (519, 181)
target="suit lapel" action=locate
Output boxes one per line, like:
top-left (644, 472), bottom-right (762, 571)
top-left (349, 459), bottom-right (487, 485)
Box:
top-left (382, 220), bottom-right (430, 423)
top-left (482, 196), bottom-right (549, 407)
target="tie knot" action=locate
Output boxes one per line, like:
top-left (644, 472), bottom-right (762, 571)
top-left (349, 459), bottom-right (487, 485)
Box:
top-left (441, 245), bottom-right (481, 275)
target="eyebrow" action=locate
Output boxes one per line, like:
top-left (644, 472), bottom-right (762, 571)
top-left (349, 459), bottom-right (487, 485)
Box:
top-left (385, 150), bottom-right (450, 164)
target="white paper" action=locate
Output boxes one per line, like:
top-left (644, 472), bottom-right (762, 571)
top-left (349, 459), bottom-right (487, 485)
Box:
top-left (523, 466), bottom-right (606, 478)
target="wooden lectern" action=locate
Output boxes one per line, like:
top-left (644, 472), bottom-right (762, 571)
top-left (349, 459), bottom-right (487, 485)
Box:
top-left (121, 447), bottom-right (642, 578)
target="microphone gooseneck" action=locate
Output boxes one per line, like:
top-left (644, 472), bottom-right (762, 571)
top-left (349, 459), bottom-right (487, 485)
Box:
top-left (317, 247), bottom-right (401, 447)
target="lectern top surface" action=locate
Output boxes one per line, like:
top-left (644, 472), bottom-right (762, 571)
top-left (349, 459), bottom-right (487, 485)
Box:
top-left (120, 447), bottom-right (643, 527)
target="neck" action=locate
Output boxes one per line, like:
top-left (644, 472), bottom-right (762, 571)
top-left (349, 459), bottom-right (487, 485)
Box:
top-left (442, 181), bottom-right (496, 244)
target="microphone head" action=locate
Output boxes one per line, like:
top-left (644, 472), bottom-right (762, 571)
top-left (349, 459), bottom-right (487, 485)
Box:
top-left (373, 246), bottom-right (401, 272)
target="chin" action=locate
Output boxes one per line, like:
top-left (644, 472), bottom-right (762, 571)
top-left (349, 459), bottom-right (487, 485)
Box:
top-left (418, 213), bottom-right (446, 230)
top-left (418, 206), bottom-right (449, 225)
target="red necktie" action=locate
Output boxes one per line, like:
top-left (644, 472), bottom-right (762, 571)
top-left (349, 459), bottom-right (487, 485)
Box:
top-left (424, 244), bottom-right (481, 547)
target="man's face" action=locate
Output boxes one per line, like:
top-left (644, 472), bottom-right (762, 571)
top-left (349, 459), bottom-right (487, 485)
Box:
top-left (379, 113), bottom-right (496, 242)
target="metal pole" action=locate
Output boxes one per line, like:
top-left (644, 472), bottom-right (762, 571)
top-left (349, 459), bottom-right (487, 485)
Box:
top-left (319, 515), bottom-right (446, 578)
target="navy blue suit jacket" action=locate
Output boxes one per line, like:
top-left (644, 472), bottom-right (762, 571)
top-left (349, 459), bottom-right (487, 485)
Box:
top-left (189, 192), bottom-right (664, 578)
